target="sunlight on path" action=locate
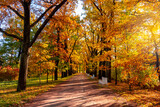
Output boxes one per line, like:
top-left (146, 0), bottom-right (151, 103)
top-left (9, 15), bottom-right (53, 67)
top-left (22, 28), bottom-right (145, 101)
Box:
top-left (24, 74), bottom-right (136, 107)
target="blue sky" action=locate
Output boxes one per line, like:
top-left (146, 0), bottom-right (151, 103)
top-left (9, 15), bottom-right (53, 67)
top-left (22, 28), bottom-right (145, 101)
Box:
top-left (0, 33), bottom-right (2, 40)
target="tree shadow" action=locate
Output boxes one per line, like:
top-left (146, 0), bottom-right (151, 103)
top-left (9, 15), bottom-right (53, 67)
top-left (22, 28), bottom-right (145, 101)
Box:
top-left (24, 75), bottom-right (138, 107)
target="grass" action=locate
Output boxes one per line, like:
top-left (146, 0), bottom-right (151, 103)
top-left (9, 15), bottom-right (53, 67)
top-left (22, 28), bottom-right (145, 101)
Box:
top-left (0, 74), bottom-right (75, 107)
top-left (108, 81), bottom-right (160, 107)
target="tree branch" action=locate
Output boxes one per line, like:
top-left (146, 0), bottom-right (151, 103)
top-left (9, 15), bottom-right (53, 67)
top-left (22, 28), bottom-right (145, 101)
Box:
top-left (91, 1), bottom-right (103, 16)
top-left (19, 0), bottom-right (24, 6)
top-left (29, 0), bottom-right (67, 47)
top-left (7, 5), bottom-right (24, 19)
top-left (30, 5), bottom-right (55, 27)
top-left (0, 4), bottom-right (24, 19)
top-left (0, 28), bottom-right (23, 41)
top-left (68, 37), bottom-right (79, 61)
top-left (84, 34), bottom-right (91, 53)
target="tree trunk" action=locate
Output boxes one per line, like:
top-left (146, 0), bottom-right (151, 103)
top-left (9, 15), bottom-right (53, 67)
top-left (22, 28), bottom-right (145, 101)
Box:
top-left (55, 60), bottom-right (59, 80)
top-left (39, 63), bottom-right (42, 84)
top-left (128, 73), bottom-right (132, 91)
top-left (107, 48), bottom-right (111, 82)
top-left (17, 1), bottom-right (30, 92)
top-left (52, 69), bottom-right (54, 82)
top-left (54, 28), bottom-right (60, 80)
top-left (17, 47), bottom-right (29, 91)
top-left (61, 72), bottom-right (64, 78)
top-left (106, 0), bottom-right (115, 83)
top-left (99, 50), bottom-right (103, 79)
top-left (47, 69), bottom-right (49, 83)
top-left (115, 67), bottom-right (118, 85)
top-left (65, 70), bottom-right (68, 77)
top-left (98, 69), bottom-right (102, 79)
top-left (102, 61), bottom-right (106, 77)
top-left (155, 47), bottom-right (159, 80)
top-left (94, 66), bottom-right (97, 77)
top-left (114, 36), bottom-right (117, 85)
top-left (64, 37), bottom-right (68, 77)
top-left (69, 59), bottom-right (73, 75)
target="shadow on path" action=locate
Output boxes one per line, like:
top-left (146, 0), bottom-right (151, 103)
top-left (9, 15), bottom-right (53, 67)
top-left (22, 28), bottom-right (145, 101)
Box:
top-left (24, 74), bottom-right (137, 107)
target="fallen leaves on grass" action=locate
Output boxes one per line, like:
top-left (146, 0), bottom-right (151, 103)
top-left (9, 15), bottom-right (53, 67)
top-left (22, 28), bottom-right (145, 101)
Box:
top-left (0, 75), bottom-right (74, 107)
top-left (108, 81), bottom-right (160, 107)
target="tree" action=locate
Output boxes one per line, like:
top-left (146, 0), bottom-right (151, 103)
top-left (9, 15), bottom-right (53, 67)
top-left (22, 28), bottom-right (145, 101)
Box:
top-left (83, 0), bottom-right (116, 82)
top-left (0, 0), bottom-right (74, 91)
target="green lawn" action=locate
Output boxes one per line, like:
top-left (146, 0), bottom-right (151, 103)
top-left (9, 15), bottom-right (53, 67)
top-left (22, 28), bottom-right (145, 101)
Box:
top-left (0, 75), bottom-right (74, 107)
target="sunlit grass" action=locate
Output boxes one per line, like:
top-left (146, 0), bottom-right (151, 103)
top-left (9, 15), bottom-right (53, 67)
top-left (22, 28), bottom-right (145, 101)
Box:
top-left (0, 74), bottom-right (75, 107)
top-left (108, 81), bottom-right (160, 107)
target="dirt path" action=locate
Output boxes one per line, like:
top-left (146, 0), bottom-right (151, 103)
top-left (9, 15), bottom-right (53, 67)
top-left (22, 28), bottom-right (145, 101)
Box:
top-left (24, 73), bottom-right (136, 107)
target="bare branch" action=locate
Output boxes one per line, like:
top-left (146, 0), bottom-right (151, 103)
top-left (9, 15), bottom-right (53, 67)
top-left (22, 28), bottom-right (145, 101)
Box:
top-left (91, 1), bottom-right (103, 16)
top-left (0, 3), bottom-right (24, 19)
top-left (30, 5), bottom-right (56, 27)
top-left (7, 5), bottom-right (24, 19)
top-left (29, 0), bottom-right (67, 47)
top-left (92, 1), bottom-right (102, 13)
top-left (0, 28), bottom-right (23, 41)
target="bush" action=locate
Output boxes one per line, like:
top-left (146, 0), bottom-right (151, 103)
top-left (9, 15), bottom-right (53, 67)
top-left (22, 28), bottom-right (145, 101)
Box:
top-left (120, 65), bottom-right (159, 88)
top-left (138, 66), bottom-right (159, 88)
top-left (0, 66), bottom-right (19, 81)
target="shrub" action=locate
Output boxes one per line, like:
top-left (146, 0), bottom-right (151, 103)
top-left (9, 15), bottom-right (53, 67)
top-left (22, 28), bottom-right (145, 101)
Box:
top-left (0, 66), bottom-right (19, 81)
top-left (120, 65), bottom-right (159, 89)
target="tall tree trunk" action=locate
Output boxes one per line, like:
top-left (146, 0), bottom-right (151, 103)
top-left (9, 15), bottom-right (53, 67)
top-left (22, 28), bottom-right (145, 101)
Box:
top-left (39, 63), bottom-right (42, 84)
top-left (100, 23), bottom-right (107, 78)
top-left (115, 67), bottom-right (118, 85)
top-left (52, 68), bottom-right (54, 82)
top-left (55, 28), bottom-right (60, 80)
top-left (55, 60), bottom-right (59, 80)
top-left (107, 0), bottom-right (115, 83)
top-left (65, 70), bottom-right (68, 77)
top-left (155, 46), bottom-right (159, 80)
top-left (99, 50), bottom-right (103, 79)
top-left (128, 73), bottom-right (132, 91)
top-left (47, 69), bottom-right (49, 83)
top-left (98, 69), bottom-right (102, 79)
top-left (69, 59), bottom-right (73, 75)
top-left (94, 64), bottom-right (97, 77)
top-left (94, 51), bottom-right (98, 77)
top-left (102, 61), bottom-right (106, 77)
top-left (106, 47), bottom-right (111, 82)
top-left (150, 29), bottom-right (159, 80)
top-left (61, 71), bottom-right (64, 78)
top-left (115, 37), bottom-right (118, 85)
top-left (17, 47), bottom-right (29, 91)
top-left (64, 37), bottom-right (68, 77)
top-left (17, 1), bottom-right (30, 92)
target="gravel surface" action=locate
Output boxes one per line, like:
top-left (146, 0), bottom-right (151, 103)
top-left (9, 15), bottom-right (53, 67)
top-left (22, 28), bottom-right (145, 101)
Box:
top-left (24, 73), bottom-right (137, 107)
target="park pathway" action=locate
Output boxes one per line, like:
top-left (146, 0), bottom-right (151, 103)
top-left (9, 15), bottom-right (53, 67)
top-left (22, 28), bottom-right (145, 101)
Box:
top-left (24, 73), bottom-right (136, 107)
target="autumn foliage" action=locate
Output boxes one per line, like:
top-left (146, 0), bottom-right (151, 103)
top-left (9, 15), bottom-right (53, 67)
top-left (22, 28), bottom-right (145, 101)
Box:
top-left (0, 66), bottom-right (19, 81)
top-left (0, 0), bottom-right (159, 92)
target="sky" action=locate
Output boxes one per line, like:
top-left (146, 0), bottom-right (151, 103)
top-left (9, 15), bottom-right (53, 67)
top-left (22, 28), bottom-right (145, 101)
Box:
top-left (0, 33), bottom-right (3, 40)
top-left (75, 0), bottom-right (85, 19)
